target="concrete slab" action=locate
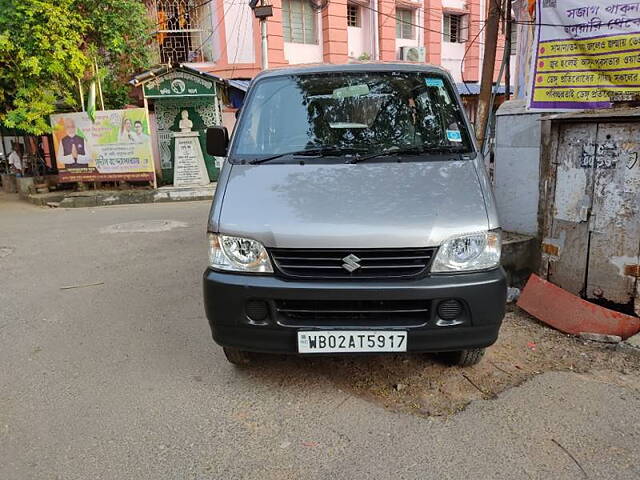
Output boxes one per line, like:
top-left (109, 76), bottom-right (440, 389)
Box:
top-left (501, 232), bottom-right (536, 287)
top-left (27, 183), bottom-right (216, 208)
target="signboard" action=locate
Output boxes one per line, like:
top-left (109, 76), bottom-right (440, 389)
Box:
top-left (529, 0), bottom-right (640, 110)
top-left (143, 69), bottom-right (216, 98)
top-left (173, 133), bottom-right (210, 187)
top-left (50, 109), bottom-right (155, 183)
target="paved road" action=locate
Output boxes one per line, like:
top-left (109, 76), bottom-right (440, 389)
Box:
top-left (1, 197), bottom-right (639, 480)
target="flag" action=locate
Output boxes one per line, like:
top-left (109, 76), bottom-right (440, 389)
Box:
top-left (86, 80), bottom-right (96, 123)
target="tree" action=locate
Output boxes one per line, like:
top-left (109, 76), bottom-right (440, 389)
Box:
top-left (0, 0), bottom-right (153, 134)
top-left (77, 0), bottom-right (154, 108)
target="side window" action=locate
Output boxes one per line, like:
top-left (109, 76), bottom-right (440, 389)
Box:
top-left (416, 81), bottom-right (468, 146)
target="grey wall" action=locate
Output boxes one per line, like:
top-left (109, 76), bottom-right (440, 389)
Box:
top-left (494, 100), bottom-right (542, 236)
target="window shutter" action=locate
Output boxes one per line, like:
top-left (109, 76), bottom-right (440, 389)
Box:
top-left (443, 14), bottom-right (450, 41)
top-left (303, 1), bottom-right (316, 44)
top-left (460, 15), bottom-right (469, 43)
top-left (282, 0), bottom-right (291, 42)
top-left (290, 0), bottom-right (304, 44)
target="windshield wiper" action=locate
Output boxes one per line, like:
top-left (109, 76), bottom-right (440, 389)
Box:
top-left (347, 146), bottom-right (425, 164)
top-left (348, 145), bottom-right (466, 164)
top-left (421, 146), bottom-right (466, 153)
top-left (247, 147), bottom-right (364, 165)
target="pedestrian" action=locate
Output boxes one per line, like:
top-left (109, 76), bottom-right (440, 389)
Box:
top-left (8, 142), bottom-right (22, 174)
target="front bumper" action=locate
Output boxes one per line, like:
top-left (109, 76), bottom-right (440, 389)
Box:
top-left (203, 268), bottom-right (507, 354)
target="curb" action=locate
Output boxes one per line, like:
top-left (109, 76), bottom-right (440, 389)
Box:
top-left (27, 184), bottom-right (216, 208)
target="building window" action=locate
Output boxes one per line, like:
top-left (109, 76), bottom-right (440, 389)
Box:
top-left (396, 8), bottom-right (414, 39)
top-left (443, 13), bottom-right (467, 43)
top-left (347, 3), bottom-right (361, 27)
top-left (152, 0), bottom-right (213, 63)
top-left (282, 0), bottom-right (318, 44)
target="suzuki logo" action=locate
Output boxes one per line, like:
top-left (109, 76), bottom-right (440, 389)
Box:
top-left (342, 254), bottom-right (361, 272)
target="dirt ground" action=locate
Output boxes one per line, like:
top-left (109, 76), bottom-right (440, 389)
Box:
top-left (251, 306), bottom-right (640, 417)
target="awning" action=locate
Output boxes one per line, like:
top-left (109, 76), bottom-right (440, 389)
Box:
top-left (227, 79), bottom-right (251, 92)
top-left (456, 83), bottom-right (514, 96)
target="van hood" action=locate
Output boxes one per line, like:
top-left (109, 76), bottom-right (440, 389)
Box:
top-left (217, 161), bottom-right (489, 249)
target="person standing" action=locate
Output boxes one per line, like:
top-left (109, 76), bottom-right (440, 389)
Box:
top-left (8, 142), bottom-right (22, 174)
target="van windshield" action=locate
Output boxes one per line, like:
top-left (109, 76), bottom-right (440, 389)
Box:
top-left (230, 71), bottom-right (474, 162)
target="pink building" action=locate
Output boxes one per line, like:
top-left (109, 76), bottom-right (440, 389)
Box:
top-left (147, 0), bottom-right (515, 121)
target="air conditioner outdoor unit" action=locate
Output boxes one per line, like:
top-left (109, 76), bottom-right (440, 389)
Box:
top-left (400, 46), bottom-right (426, 62)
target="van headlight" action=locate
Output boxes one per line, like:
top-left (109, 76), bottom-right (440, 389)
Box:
top-left (208, 233), bottom-right (274, 273)
top-left (431, 230), bottom-right (501, 273)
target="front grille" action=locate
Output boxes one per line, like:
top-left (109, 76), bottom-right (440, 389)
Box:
top-left (270, 247), bottom-right (436, 280)
top-left (275, 299), bottom-right (431, 327)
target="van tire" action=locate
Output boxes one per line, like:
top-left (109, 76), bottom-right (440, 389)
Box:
top-left (223, 347), bottom-right (252, 365)
top-left (440, 348), bottom-right (485, 367)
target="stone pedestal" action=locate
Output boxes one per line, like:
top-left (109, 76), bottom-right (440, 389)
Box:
top-left (172, 131), bottom-right (210, 187)
top-left (1, 174), bottom-right (17, 193)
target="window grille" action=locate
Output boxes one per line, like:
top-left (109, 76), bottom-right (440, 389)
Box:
top-left (347, 3), bottom-right (360, 27)
top-left (150, 0), bottom-right (213, 63)
top-left (282, 0), bottom-right (318, 44)
top-left (396, 8), bottom-right (414, 40)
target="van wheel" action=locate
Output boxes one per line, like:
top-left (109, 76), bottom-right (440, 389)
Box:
top-left (223, 347), bottom-right (251, 366)
top-left (440, 348), bottom-right (486, 367)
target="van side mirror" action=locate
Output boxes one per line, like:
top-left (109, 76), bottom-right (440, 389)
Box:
top-left (206, 126), bottom-right (229, 156)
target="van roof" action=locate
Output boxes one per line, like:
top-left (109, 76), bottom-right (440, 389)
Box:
top-left (254, 62), bottom-right (452, 80)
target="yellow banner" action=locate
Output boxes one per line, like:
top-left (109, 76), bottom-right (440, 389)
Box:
top-left (539, 33), bottom-right (640, 57)
top-left (533, 86), bottom-right (640, 102)
top-left (529, 0), bottom-right (640, 110)
top-left (537, 50), bottom-right (640, 73)
top-left (536, 71), bottom-right (640, 87)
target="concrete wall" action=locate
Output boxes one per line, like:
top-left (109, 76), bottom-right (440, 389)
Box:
top-left (223, 1), bottom-right (255, 64)
top-left (441, 42), bottom-right (465, 81)
top-left (443, 0), bottom-right (466, 9)
top-left (346, 4), bottom-right (375, 59)
top-left (494, 99), bottom-right (543, 236)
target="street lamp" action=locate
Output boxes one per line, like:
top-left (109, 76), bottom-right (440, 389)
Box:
top-left (250, 0), bottom-right (273, 70)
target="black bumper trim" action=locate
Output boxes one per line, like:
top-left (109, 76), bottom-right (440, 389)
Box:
top-left (203, 268), bottom-right (506, 354)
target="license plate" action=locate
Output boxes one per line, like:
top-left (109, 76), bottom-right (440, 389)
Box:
top-left (297, 331), bottom-right (407, 354)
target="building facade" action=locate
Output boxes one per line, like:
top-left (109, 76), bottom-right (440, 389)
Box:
top-left (138, 0), bottom-right (515, 184)
top-left (146, 0), bottom-right (514, 90)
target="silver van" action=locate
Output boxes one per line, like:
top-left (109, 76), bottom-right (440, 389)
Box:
top-left (203, 64), bottom-right (506, 367)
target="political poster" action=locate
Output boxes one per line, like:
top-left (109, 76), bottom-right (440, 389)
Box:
top-left (529, 0), bottom-right (640, 110)
top-left (50, 109), bottom-right (155, 183)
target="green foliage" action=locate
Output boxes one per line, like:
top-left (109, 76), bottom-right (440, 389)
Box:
top-left (0, 0), bottom-right (153, 134)
top-left (78, 0), bottom-right (153, 109)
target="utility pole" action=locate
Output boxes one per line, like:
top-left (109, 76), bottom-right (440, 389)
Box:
top-left (475, 0), bottom-right (502, 147)
top-left (505, 0), bottom-right (512, 101)
top-left (250, 0), bottom-right (273, 70)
